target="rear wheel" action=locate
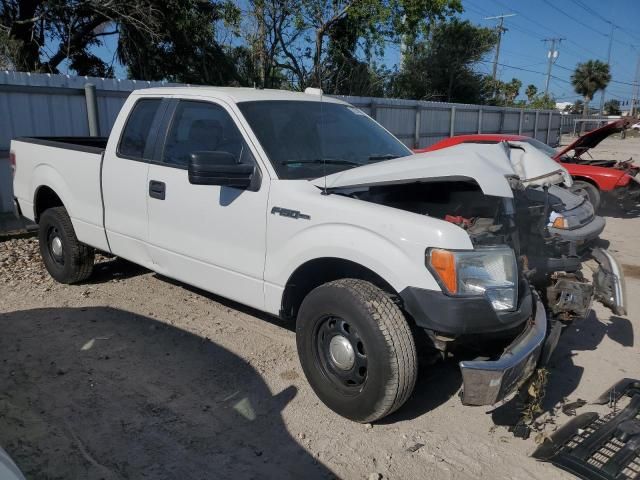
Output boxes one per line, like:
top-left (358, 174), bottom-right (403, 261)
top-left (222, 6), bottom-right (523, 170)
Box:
top-left (38, 207), bottom-right (94, 284)
top-left (571, 180), bottom-right (601, 211)
top-left (296, 279), bottom-right (417, 423)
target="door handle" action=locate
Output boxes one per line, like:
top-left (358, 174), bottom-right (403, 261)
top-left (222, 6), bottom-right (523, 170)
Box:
top-left (149, 180), bottom-right (166, 200)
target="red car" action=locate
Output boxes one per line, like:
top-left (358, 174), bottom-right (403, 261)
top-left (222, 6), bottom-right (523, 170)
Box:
top-left (415, 119), bottom-right (640, 210)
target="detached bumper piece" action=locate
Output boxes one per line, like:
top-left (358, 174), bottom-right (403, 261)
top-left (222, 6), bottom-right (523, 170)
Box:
top-left (592, 248), bottom-right (628, 317)
top-left (532, 382), bottom-right (640, 480)
top-left (458, 297), bottom-right (547, 406)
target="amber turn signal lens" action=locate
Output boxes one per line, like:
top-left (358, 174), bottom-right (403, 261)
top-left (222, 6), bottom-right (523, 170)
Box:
top-left (429, 249), bottom-right (457, 293)
top-left (552, 217), bottom-right (568, 229)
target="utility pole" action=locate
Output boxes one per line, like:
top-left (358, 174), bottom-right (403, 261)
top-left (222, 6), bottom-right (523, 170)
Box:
top-left (485, 13), bottom-right (516, 95)
top-left (599, 21), bottom-right (615, 115)
top-left (543, 37), bottom-right (564, 97)
top-left (632, 51), bottom-right (640, 117)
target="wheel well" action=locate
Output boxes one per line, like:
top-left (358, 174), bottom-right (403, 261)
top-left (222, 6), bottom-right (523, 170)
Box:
top-left (572, 176), bottom-right (600, 190)
top-left (281, 258), bottom-right (399, 321)
top-left (34, 186), bottom-right (63, 222)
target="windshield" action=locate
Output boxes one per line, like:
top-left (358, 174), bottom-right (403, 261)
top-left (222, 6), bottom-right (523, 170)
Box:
top-left (238, 100), bottom-right (412, 180)
top-left (523, 137), bottom-right (559, 158)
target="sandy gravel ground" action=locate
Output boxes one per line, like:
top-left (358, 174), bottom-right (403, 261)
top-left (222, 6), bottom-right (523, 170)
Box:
top-left (1, 136), bottom-right (639, 480)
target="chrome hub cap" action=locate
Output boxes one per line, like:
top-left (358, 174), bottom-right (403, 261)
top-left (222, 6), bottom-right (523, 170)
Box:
top-left (51, 236), bottom-right (63, 257)
top-left (329, 335), bottom-right (355, 370)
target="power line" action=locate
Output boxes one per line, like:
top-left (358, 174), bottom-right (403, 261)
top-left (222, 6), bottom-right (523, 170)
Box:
top-left (540, 0), bottom-right (608, 36)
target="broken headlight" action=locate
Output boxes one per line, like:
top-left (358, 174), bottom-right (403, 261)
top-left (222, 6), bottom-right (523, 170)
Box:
top-left (427, 246), bottom-right (518, 311)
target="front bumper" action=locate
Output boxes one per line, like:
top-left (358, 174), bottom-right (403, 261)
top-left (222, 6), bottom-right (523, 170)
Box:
top-left (400, 281), bottom-right (532, 336)
top-left (612, 176), bottom-right (640, 206)
top-left (592, 247), bottom-right (627, 316)
top-left (458, 296), bottom-right (547, 406)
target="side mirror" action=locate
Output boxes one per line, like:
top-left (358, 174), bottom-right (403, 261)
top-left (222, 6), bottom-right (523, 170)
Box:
top-left (188, 152), bottom-right (255, 189)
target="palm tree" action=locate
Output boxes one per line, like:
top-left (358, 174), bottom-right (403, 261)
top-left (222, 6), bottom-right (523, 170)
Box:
top-left (525, 84), bottom-right (538, 103)
top-left (571, 60), bottom-right (611, 117)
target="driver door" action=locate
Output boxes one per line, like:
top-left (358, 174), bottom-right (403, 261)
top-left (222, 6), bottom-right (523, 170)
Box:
top-left (146, 98), bottom-right (269, 310)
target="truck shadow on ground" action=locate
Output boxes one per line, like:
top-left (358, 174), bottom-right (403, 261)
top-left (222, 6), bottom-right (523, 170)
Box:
top-left (491, 311), bottom-right (633, 427)
top-left (378, 358), bottom-right (462, 424)
top-left (87, 257), bottom-right (149, 284)
top-left (543, 312), bottom-right (634, 408)
top-left (0, 307), bottom-right (333, 480)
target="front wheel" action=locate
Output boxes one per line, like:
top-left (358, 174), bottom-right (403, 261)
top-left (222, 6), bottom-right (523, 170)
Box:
top-left (296, 279), bottom-right (417, 423)
top-left (571, 180), bottom-right (601, 211)
top-left (38, 207), bottom-right (95, 284)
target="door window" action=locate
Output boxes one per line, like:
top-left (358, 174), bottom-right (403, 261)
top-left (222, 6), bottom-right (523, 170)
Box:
top-left (163, 101), bottom-right (254, 167)
top-left (118, 98), bottom-right (162, 159)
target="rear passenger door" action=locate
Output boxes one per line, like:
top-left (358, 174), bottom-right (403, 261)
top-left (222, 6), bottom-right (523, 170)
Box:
top-left (145, 98), bottom-right (269, 310)
top-left (102, 97), bottom-right (167, 267)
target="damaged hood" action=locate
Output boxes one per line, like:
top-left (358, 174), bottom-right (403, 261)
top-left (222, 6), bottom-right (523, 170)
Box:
top-left (555, 118), bottom-right (631, 158)
top-left (507, 141), bottom-right (573, 187)
top-left (313, 142), bottom-right (571, 196)
top-left (313, 143), bottom-right (517, 198)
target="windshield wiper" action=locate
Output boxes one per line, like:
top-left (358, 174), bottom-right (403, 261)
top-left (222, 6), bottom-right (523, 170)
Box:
top-left (368, 153), bottom-right (400, 161)
top-left (280, 158), bottom-right (361, 166)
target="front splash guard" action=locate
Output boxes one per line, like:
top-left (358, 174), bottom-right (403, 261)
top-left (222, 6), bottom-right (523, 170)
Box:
top-left (591, 248), bottom-right (627, 316)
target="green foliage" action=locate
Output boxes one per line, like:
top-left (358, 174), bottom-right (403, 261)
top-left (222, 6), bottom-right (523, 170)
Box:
top-left (0, 26), bottom-right (21, 69)
top-left (571, 60), bottom-right (611, 101)
top-left (571, 59), bottom-right (611, 116)
top-left (527, 93), bottom-right (555, 110)
top-left (117, 0), bottom-right (241, 84)
top-left (390, 18), bottom-right (497, 103)
top-left (604, 99), bottom-right (621, 116)
top-left (486, 77), bottom-right (522, 106)
top-left (525, 84), bottom-right (538, 103)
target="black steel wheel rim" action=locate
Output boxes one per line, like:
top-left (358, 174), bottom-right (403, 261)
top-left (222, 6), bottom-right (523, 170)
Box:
top-left (46, 226), bottom-right (64, 266)
top-left (313, 315), bottom-right (368, 394)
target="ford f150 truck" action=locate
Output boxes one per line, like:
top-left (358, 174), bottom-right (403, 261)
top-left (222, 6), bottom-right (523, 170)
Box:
top-left (11, 87), bottom-right (626, 422)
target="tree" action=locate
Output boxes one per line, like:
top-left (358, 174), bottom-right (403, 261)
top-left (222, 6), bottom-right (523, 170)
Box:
top-left (117, 0), bottom-right (241, 84)
top-left (390, 18), bottom-right (496, 103)
top-left (487, 77), bottom-right (522, 106)
top-left (0, 25), bottom-right (20, 69)
top-left (528, 93), bottom-right (555, 110)
top-left (269, 0), bottom-right (462, 91)
top-left (0, 0), bottom-right (165, 74)
top-left (571, 60), bottom-right (611, 117)
top-left (603, 99), bottom-right (621, 116)
top-left (525, 84), bottom-right (538, 103)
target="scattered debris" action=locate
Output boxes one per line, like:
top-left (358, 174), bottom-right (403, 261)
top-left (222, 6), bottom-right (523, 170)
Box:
top-left (561, 399), bottom-right (587, 417)
top-left (533, 379), bottom-right (640, 480)
top-left (406, 443), bottom-right (425, 453)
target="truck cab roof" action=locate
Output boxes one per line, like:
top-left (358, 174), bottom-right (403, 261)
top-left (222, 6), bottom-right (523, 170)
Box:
top-left (132, 86), bottom-right (350, 105)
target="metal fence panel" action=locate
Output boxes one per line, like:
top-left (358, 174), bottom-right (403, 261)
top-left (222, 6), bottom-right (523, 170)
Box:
top-left (1, 71), bottom-right (571, 212)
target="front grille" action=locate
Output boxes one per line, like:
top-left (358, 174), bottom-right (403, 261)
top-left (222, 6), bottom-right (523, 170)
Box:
top-left (533, 392), bottom-right (640, 480)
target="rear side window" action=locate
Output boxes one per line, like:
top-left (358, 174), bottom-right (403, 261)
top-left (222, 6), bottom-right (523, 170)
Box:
top-left (118, 99), bottom-right (162, 159)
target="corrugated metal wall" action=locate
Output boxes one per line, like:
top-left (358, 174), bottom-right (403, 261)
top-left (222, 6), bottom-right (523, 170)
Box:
top-left (0, 71), bottom-right (180, 149)
top-left (337, 96), bottom-right (562, 149)
top-left (0, 71), bottom-right (568, 213)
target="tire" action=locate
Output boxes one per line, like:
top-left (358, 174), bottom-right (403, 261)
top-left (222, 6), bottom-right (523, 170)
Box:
top-left (571, 180), bottom-right (601, 211)
top-left (296, 279), bottom-right (417, 423)
top-left (38, 207), bottom-right (94, 284)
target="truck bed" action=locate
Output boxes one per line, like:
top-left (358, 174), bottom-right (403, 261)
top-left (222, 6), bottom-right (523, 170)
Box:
top-left (11, 136), bottom-right (110, 252)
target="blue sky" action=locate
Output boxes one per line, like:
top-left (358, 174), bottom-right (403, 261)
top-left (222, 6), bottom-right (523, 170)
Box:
top-left (90, 0), bottom-right (640, 104)
top-left (459, 0), bottom-right (640, 104)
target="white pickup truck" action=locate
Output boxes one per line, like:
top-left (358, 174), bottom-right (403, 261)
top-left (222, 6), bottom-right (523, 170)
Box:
top-left (11, 87), bottom-right (626, 422)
